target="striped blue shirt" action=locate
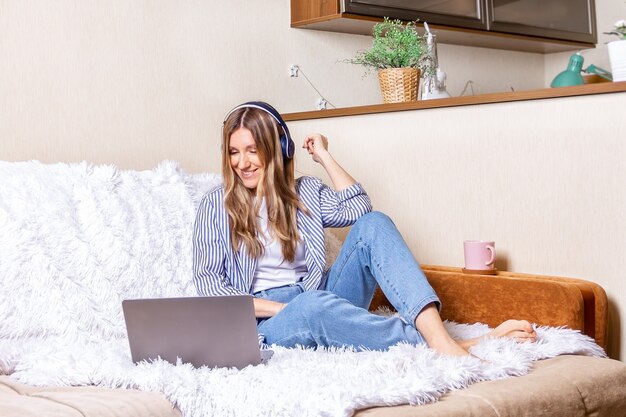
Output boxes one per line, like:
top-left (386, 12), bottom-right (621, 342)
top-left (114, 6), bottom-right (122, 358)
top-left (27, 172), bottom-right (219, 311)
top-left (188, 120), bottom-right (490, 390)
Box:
top-left (192, 176), bottom-right (372, 296)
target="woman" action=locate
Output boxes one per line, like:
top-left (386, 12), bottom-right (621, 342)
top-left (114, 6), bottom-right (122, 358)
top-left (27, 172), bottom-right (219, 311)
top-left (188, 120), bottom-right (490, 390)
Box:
top-left (193, 101), bottom-right (536, 356)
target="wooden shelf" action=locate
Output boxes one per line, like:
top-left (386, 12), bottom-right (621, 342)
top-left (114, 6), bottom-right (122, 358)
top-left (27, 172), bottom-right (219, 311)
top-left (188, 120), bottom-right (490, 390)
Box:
top-left (282, 81), bottom-right (626, 122)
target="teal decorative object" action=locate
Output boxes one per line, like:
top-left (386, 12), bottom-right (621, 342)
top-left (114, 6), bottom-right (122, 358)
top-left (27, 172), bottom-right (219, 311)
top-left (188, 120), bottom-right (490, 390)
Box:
top-left (550, 54), bottom-right (585, 87)
top-left (551, 54), bottom-right (613, 88)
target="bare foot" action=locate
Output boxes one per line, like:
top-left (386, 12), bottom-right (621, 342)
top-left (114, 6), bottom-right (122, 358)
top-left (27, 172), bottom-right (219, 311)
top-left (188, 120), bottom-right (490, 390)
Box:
top-left (488, 319), bottom-right (537, 343)
top-left (414, 303), bottom-right (471, 357)
top-left (427, 334), bottom-right (470, 357)
top-left (459, 319), bottom-right (537, 350)
top-left (413, 303), bottom-right (536, 358)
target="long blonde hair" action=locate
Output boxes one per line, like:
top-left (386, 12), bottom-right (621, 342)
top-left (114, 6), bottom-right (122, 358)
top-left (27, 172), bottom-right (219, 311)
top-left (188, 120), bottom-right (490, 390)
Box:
top-left (222, 106), bottom-right (306, 261)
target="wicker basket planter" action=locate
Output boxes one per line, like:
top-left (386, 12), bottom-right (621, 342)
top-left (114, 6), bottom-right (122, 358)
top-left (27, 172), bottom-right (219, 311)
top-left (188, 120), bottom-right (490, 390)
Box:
top-left (378, 68), bottom-right (421, 103)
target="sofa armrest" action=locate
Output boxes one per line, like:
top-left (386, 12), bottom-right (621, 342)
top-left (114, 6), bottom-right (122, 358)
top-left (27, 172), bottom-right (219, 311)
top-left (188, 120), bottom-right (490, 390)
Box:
top-left (369, 265), bottom-right (608, 349)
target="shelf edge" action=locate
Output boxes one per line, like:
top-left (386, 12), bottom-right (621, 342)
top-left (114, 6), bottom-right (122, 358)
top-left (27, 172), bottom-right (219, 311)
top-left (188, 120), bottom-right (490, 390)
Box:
top-left (282, 82), bottom-right (626, 122)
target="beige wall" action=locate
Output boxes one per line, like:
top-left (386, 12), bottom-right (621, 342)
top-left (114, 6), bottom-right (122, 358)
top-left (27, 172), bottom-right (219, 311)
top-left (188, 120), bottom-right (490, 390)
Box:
top-left (1, 0), bottom-right (625, 358)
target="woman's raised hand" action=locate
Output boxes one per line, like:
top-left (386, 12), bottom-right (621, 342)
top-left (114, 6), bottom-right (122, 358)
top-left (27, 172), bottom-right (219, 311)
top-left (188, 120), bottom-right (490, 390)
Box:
top-left (301, 133), bottom-right (357, 190)
top-left (303, 134), bottom-right (329, 164)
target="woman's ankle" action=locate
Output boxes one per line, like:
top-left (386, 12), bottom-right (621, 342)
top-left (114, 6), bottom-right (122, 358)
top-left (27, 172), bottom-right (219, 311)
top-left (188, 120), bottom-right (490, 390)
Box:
top-left (427, 335), bottom-right (469, 356)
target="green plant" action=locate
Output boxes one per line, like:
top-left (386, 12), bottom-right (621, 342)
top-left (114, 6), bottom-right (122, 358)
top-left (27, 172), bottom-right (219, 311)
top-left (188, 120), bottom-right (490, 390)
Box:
top-left (605, 19), bottom-right (626, 40)
top-left (347, 18), bottom-right (427, 73)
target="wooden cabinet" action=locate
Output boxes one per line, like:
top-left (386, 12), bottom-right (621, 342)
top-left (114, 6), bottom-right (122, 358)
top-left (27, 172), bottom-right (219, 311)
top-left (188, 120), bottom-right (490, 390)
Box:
top-left (291, 0), bottom-right (597, 53)
top-left (344, 0), bottom-right (488, 30)
top-left (488, 0), bottom-right (596, 44)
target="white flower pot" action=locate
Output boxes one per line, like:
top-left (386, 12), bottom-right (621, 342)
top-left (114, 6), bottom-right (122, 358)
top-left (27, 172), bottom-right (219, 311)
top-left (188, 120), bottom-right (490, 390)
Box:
top-left (608, 39), bottom-right (626, 82)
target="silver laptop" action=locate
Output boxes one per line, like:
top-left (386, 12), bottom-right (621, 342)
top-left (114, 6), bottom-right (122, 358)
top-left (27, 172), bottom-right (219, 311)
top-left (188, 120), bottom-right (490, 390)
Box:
top-left (122, 295), bottom-right (272, 369)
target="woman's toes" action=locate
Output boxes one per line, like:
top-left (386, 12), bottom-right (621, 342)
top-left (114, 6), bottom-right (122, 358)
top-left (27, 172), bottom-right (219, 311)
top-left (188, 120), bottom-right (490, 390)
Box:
top-left (490, 319), bottom-right (537, 342)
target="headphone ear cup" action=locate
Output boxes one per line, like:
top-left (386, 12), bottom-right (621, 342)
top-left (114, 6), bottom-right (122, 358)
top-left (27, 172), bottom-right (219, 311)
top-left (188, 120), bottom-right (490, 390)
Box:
top-left (280, 134), bottom-right (295, 160)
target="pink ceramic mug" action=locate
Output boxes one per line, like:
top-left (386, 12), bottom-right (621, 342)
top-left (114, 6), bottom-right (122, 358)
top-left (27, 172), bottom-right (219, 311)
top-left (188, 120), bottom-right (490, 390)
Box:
top-left (463, 240), bottom-right (496, 270)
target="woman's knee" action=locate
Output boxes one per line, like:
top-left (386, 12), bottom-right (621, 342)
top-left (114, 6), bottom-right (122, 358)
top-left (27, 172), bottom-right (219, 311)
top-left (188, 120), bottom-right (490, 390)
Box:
top-left (352, 211), bottom-right (396, 237)
top-left (289, 290), bottom-right (337, 315)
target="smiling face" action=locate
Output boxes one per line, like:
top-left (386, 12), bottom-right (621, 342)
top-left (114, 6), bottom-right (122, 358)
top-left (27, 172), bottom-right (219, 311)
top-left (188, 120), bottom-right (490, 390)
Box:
top-left (228, 127), bottom-right (264, 191)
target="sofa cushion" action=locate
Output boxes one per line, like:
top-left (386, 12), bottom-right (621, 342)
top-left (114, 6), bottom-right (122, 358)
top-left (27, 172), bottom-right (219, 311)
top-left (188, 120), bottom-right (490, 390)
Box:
top-left (3, 355), bottom-right (625, 417)
top-left (354, 355), bottom-right (626, 417)
top-left (0, 376), bottom-right (181, 417)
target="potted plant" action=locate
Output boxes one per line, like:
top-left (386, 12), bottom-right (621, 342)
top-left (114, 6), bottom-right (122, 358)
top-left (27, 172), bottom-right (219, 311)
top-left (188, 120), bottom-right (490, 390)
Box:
top-left (347, 18), bottom-right (428, 103)
top-left (606, 19), bottom-right (626, 82)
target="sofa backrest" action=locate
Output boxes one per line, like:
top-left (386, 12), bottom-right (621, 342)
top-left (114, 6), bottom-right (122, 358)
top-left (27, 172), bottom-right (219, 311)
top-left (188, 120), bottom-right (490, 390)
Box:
top-left (0, 160), bottom-right (221, 341)
top-left (370, 265), bottom-right (608, 349)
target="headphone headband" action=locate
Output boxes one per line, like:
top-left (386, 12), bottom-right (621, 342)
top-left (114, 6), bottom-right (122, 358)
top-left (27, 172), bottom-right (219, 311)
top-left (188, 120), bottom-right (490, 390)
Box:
top-left (224, 101), bottom-right (295, 160)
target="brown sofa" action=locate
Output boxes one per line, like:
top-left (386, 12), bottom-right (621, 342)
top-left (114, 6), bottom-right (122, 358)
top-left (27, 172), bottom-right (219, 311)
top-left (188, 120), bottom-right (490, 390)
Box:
top-left (1, 162), bottom-right (624, 416)
top-left (3, 266), bottom-right (625, 417)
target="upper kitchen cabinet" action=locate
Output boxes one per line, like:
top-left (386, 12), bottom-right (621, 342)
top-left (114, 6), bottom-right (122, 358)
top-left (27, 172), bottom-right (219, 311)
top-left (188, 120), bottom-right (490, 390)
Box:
top-left (489, 0), bottom-right (596, 44)
top-left (343, 0), bottom-right (488, 30)
top-left (291, 0), bottom-right (597, 53)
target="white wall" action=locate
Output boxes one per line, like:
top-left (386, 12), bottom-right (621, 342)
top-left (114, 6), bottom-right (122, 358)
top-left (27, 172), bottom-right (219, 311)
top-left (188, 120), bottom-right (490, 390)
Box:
top-left (1, 0), bottom-right (624, 358)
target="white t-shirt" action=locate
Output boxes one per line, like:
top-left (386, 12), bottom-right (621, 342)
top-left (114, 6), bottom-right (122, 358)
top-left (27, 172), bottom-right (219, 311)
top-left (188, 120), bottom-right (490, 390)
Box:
top-left (251, 199), bottom-right (308, 293)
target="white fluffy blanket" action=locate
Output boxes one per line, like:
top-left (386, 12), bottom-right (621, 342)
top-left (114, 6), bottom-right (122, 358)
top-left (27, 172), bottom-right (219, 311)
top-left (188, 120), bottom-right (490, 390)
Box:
top-left (0, 161), bottom-right (605, 417)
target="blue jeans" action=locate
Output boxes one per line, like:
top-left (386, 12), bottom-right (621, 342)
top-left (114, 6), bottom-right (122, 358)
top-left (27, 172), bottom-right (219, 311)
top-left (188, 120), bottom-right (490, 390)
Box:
top-left (255, 211), bottom-right (440, 351)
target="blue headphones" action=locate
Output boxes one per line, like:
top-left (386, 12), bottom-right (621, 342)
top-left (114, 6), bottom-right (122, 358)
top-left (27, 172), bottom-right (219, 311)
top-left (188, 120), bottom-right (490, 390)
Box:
top-left (224, 101), bottom-right (295, 160)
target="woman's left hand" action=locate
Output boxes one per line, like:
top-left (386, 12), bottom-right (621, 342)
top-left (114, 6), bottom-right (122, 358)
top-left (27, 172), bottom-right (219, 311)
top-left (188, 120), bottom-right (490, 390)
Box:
top-left (302, 133), bottom-right (357, 190)
top-left (303, 134), bottom-right (329, 164)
